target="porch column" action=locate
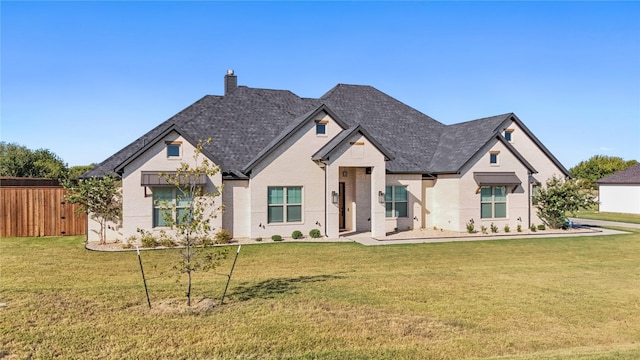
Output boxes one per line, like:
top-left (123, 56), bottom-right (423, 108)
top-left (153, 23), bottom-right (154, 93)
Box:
top-left (326, 163), bottom-right (340, 238)
top-left (370, 165), bottom-right (386, 238)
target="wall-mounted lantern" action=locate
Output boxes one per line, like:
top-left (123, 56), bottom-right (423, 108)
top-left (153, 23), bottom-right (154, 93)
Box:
top-left (332, 191), bottom-right (339, 204)
top-left (378, 191), bottom-right (385, 203)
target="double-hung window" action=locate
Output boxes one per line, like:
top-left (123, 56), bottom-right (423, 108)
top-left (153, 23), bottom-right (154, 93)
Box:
top-left (480, 186), bottom-right (507, 218)
top-left (385, 185), bottom-right (408, 218)
top-left (268, 186), bottom-right (302, 223)
top-left (152, 187), bottom-right (192, 227)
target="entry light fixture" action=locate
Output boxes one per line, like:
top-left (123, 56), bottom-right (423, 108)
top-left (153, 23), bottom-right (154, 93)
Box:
top-left (378, 191), bottom-right (385, 203)
top-left (331, 191), bottom-right (339, 204)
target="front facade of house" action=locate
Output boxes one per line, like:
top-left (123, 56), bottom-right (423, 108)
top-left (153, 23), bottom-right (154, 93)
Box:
top-left (86, 72), bottom-right (570, 241)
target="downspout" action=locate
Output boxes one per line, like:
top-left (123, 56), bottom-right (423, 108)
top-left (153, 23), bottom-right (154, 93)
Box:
top-left (527, 172), bottom-right (532, 227)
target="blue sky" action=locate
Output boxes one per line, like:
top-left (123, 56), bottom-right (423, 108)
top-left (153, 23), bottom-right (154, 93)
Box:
top-left (2, 1), bottom-right (639, 168)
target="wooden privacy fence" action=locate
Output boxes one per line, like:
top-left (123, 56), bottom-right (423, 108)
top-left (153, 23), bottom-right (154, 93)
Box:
top-left (0, 186), bottom-right (87, 237)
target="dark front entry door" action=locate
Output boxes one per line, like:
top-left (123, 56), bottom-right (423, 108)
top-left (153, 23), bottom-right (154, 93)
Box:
top-left (339, 182), bottom-right (346, 230)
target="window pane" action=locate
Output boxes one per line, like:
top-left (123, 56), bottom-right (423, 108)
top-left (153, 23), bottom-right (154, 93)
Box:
top-left (316, 124), bottom-right (326, 135)
top-left (481, 203), bottom-right (493, 218)
top-left (505, 131), bottom-right (512, 142)
top-left (167, 144), bottom-right (180, 157)
top-left (153, 187), bottom-right (173, 203)
top-left (385, 186), bottom-right (392, 202)
top-left (494, 186), bottom-right (506, 202)
top-left (490, 153), bottom-right (498, 164)
top-left (396, 201), bottom-right (408, 218)
top-left (394, 186), bottom-right (407, 201)
top-left (385, 202), bottom-right (393, 217)
top-left (287, 187), bottom-right (302, 204)
top-left (176, 208), bottom-right (191, 224)
top-left (268, 187), bottom-right (283, 205)
top-left (153, 208), bottom-right (169, 227)
top-left (268, 206), bottom-right (283, 223)
top-left (494, 203), bottom-right (507, 218)
top-left (480, 187), bottom-right (492, 202)
top-left (287, 205), bottom-right (302, 222)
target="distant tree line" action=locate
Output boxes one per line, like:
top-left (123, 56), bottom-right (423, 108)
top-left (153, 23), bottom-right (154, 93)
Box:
top-left (0, 141), bottom-right (94, 180)
top-left (569, 155), bottom-right (638, 189)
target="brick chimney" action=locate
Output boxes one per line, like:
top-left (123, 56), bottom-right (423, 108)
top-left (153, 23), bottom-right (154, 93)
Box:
top-left (224, 69), bottom-right (237, 95)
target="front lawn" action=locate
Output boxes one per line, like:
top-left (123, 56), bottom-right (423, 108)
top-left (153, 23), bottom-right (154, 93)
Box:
top-left (1, 233), bottom-right (640, 359)
top-left (573, 209), bottom-right (640, 224)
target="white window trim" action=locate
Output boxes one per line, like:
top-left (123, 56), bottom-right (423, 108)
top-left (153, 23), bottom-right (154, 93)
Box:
top-left (385, 185), bottom-right (409, 218)
top-left (267, 186), bottom-right (304, 224)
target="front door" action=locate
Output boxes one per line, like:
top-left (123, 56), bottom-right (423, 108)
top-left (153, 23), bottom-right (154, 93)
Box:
top-left (339, 182), bottom-right (346, 230)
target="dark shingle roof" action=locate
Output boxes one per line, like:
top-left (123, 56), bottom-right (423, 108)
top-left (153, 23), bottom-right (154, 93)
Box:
top-left (85, 78), bottom-right (567, 179)
top-left (597, 163), bottom-right (640, 184)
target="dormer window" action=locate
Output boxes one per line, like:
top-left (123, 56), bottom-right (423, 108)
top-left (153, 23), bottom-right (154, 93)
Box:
top-left (166, 141), bottom-right (182, 158)
top-left (504, 129), bottom-right (514, 142)
top-left (490, 151), bottom-right (500, 165)
top-left (315, 120), bottom-right (328, 135)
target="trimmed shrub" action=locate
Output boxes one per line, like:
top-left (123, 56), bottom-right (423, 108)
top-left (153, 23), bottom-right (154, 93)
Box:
top-left (309, 229), bottom-right (322, 238)
top-left (138, 229), bottom-right (158, 248)
top-left (466, 221), bottom-right (475, 233)
top-left (504, 225), bottom-right (510, 233)
top-left (272, 235), bottom-right (283, 242)
top-left (292, 230), bottom-right (303, 239)
top-left (215, 229), bottom-right (232, 244)
top-left (537, 224), bottom-right (546, 231)
top-left (255, 237), bottom-right (263, 242)
top-left (517, 224), bottom-right (522, 232)
top-left (530, 224), bottom-right (537, 232)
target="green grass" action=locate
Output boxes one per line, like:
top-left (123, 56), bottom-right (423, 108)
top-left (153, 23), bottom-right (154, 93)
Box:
top-left (2, 233), bottom-right (640, 359)
top-left (573, 209), bottom-right (640, 224)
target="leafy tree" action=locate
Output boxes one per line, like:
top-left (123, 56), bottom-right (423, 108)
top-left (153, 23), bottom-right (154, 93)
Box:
top-left (0, 142), bottom-right (68, 179)
top-left (534, 175), bottom-right (598, 229)
top-left (570, 155), bottom-right (638, 189)
top-left (68, 164), bottom-right (96, 180)
top-left (63, 176), bottom-right (122, 244)
top-left (156, 139), bottom-right (228, 306)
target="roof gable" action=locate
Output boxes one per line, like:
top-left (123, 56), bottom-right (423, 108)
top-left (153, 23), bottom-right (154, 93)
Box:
top-left (241, 104), bottom-right (348, 174)
top-left (311, 125), bottom-right (394, 162)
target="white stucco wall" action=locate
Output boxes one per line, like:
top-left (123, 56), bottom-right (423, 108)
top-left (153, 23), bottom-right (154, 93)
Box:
top-left (221, 179), bottom-right (250, 238)
top-left (119, 131), bottom-right (223, 241)
top-left (599, 184), bottom-right (640, 214)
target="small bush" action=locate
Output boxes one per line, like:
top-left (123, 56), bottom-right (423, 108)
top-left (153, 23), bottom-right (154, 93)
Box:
top-left (121, 243), bottom-right (133, 249)
top-left (272, 235), bottom-right (283, 242)
top-left (158, 230), bottom-right (176, 247)
top-left (255, 237), bottom-right (263, 242)
top-left (504, 225), bottom-right (510, 233)
top-left (292, 230), bottom-right (303, 239)
top-left (309, 229), bottom-right (322, 238)
top-left (530, 224), bottom-right (537, 232)
top-left (517, 224), bottom-right (522, 232)
top-left (466, 221), bottom-right (475, 233)
top-left (137, 228), bottom-right (158, 248)
top-left (490, 223), bottom-right (498, 233)
top-left (215, 229), bottom-right (232, 244)
top-left (537, 224), bottom-right (546, 231)
top-left (480, 225), bottom-right (488, 234)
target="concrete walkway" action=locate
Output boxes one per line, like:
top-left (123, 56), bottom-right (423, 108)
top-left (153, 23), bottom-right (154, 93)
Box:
top-left (343, 218), bottom-right (637, 246)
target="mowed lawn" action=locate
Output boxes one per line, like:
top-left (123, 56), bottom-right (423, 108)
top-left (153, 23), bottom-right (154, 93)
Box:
top-left (1, 231), bottom-right (640, 359)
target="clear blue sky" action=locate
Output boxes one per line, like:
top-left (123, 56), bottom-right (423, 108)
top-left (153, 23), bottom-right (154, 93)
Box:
top-left (2, 1), bottom-right (639, 169)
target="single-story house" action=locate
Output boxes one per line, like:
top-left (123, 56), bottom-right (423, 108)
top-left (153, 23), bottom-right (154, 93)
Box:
top-left (85, 70), bottom-right (570, 241)
top-left (596, 163), bottom-right (640, 214)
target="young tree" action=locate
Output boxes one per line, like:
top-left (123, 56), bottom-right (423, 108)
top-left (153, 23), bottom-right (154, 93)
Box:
top-left (157, 139), bottom-right (228, 306)
top-left (570, 155), bottom-right (638, 189)
top-left (63, 176), bottom-right (122, 244)
top-left (534, 175), bottom-right (598, 229)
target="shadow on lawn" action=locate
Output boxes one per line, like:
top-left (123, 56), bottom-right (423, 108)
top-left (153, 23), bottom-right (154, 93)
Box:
top-left (229, 274), bottom-right (344, 301)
